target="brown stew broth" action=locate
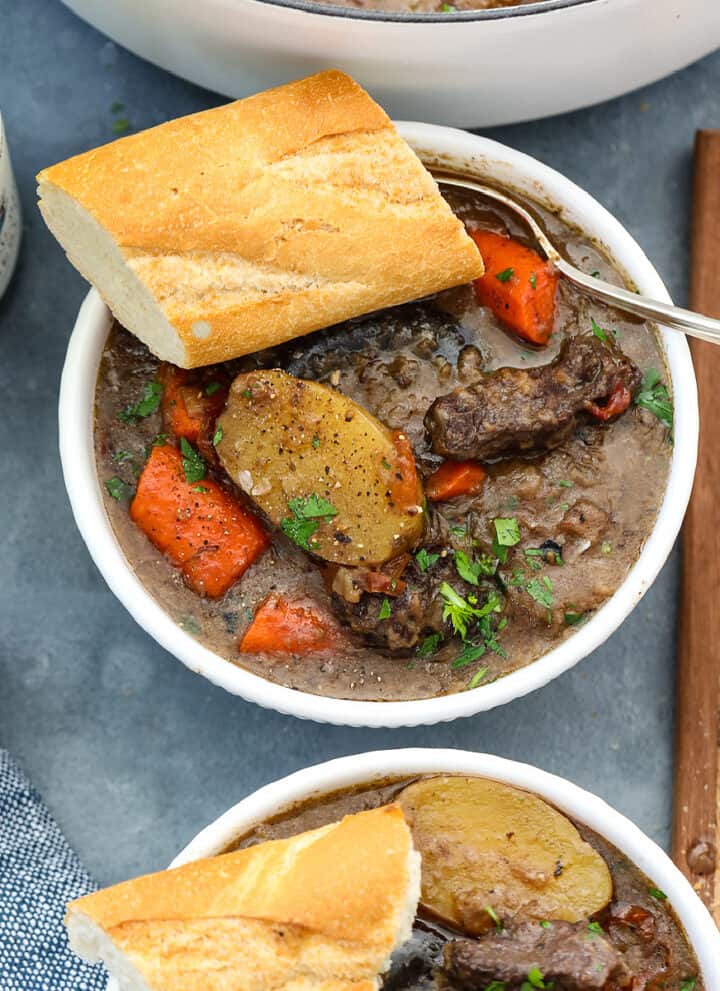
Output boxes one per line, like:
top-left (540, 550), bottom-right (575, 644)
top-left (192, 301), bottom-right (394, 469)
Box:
top-left (230, 777), bottom-right (702, 991)
top-left (93, 189), bottom-right (672, 701)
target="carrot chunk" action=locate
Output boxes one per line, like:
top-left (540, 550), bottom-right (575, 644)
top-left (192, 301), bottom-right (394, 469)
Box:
top-left (158, 363), bottom-right (228, 461)
top-left (388, 430), bottom-right (421, 510)
top-left (130, 445), bottom-right (269, 598)
top-left (426, 460), bottom-right (486, 502)
top-left (470, 230), bottom-right (558, 346)
top-left (239, 594), bottom-right (341, 654)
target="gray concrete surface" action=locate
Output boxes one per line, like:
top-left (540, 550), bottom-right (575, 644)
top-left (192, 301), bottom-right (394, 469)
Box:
top-left (1, 0), bottom-right (717, 887)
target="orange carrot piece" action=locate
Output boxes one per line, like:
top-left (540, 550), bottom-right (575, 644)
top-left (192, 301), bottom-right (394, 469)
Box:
top-left (158, 364), bottom-right (228, 458)
top-left (470, 230), bottom-right (558, 346)
top-left (388, 430), bottom-right (421, 510)
top-left (426, 460), bottom-right (486, 502)
top-left (239, 594), bottom-right (341, 654)
top-left (130, 445), bottom-right (269, 598)
top-left (158, 365), bottom-right (200, 442)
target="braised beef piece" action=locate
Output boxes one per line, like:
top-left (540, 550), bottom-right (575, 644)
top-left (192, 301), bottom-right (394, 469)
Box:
top-left (331, 554), bottom-right (499, 653)
top-left (443, 922), bottom-right (630, 991)
top-left (424, 336), bottom-right (641, 461)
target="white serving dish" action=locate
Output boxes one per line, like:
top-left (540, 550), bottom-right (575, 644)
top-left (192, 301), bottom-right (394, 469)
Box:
top-left (0, 112), bottom-right (21, 301)
top-left (58, 124), bottom-right (698, 727)
top-left (170, 749), bottom-right (720, 987)
top-left (60, 0), bottom-right (720, 128)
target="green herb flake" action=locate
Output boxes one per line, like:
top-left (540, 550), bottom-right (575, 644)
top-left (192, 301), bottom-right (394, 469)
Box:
top-left (527, 967), bottom-right (546, 989)
top-left (529, 272), bottom-right (537, 290)
top-left (601, 540), bottom-right (613, 554)
top-left (111, 117), bottom-right (132, 135)
top-left (281, 493), bottom-right (338, 551)
top-left (417, 633), bottom-right (443, 657)
top-left (539, 921), bottom-right (552, 930)
top-left (635, 368), bottom-right (674, 430)
top-left (591, 318), bottom-right (609, 343)
top-left (242, 388), bottom-right (253, 399)
top-left (192, 485), bottom-right (209, 494)
top-left (555, 479), bottom-right (574, 488)
top-left (496, 267), bottom-right (514, 283)
top-left (485, 905), bottom-right (502, 931)
top-left (151, 432), bottom-right (169, 448)
top-left (381, 457), bottom-right (391, 469)
top-left (590, 270), bottom-right (600, 278)
top-left (492, 517), bottom-right (521, 563)
top-left (416, 548), bottom-right (440, 573)
top-left (586, 921), bottom-right (604, 938)
top-left (527, 575), bottom-right (554, 612)
top-left (205, 381), bottom-right (222, 396)
top-left (312, 434), bottom-right (321, 450)
top-left (467, 666), bottom-right (490, 689)
top-left (680, 979), bottom-right (697, 991)
top-left (452, 641), bottom-right (486, 670)
top-left (648, 886), bottom-right (667, 901)
top-left (213, 427), bottom-right (223, 446)
top-left (450, 524), bottom-right (467, 538)
top-left (180, 437), bottom-right (206, 484)
top-left (484, 983), bottom-right (506, 991)
top-left (118, 381), bottom-right (163, 424)
top-left (564, 610), bottom-right (586, 627)
top-left (455, 549), bottom-right (495, 585)
top-left (105, 476), bottom-right (134, 501)
top-left (378, 598), bottom-right (392, 620)
top-left (439, 2), bottom-right (456, 9)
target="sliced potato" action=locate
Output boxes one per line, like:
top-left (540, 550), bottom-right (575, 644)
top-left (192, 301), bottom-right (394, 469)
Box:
top-left (216, 369), bottom-right (424, 567)
top-left (398, 775), bottom-right (612, 929)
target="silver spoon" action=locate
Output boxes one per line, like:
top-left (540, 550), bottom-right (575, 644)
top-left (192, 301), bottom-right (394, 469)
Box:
top-left (438, 174), bottom-right (720, 346)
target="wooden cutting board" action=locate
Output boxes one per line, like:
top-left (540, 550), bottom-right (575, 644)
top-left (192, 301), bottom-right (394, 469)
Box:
top-left (672, 130), bottom-right (720, 925)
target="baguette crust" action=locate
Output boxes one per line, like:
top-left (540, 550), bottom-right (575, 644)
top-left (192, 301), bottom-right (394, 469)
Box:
top-left (37, 71), bottom-right (483, 367)
top-left (66, 805), bottom-right (421, 991)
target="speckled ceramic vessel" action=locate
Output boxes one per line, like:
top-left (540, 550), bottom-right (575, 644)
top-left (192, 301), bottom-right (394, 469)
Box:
top-left (0, 114), bottom-right (21, 300)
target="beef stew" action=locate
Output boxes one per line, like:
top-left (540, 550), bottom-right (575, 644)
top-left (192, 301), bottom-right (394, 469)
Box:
top-left (233, 775), bottom-right (703, 991)
top-left (93, 185), bottom-right (673, 701)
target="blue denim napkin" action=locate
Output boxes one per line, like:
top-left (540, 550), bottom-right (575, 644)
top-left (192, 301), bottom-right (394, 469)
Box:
top-left (0, 750), bottom-right (107, 990)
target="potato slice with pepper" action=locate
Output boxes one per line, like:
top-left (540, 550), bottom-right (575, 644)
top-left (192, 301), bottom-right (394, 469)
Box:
top-left (216, 369), bottom-right (424, 567)
top-left (398, 776), bottom-right (612, 930)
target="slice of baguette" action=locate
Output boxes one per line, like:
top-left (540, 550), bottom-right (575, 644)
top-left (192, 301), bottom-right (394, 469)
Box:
top-left (66, 804), bottom-right (421, 991)
top-left (37, 70), bottom-right (483, 368)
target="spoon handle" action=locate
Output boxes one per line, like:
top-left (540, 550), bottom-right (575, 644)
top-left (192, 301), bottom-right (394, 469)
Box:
top-left (556, 258), bottom-right (720, 346)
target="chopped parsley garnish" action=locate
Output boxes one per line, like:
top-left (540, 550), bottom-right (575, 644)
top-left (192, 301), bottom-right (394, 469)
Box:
top-left (680, 979), bottom-right (697, 991)
top-left (496, 267), bottom-right (514, 283)
top-left (590, 269), bottom-right (600, 278)
top-left (564, 610), bottom-right (586, 626)
top-left (180, 437), bottom-right (206, 484)
top-left (635, 368), bottom-right (673, 430)
top-left (484, 983), bottom-right (506, 991)
top-left (527, 967), bottom-right (546, 989)
top-left (192, 485), bottom-right (209, 494)
top-left (105, 476), bottom-right (134, 501)
top-left (312, 434), bottom-right (321, 449)
top-left (439, 3), bottom-right (455, 10)
top-left (555, 479), bottom-right (574, 488)
top-left (281, 493), bottom-right (338, 551)
top-left (378, 598), bottom-right (392, 620)
top-left (492, 517), bottom-right (521, 563)
top-left (485, 905), bottom-right (502, 931)
top-left (242, 388), bottom-right (252, 399)
top-left (455, 549), bottom-right (495, 585)
top-left (112, 449), bottom-right (134, 465)
top-left (452, 641), bottom-right (487, 669)
top-left (586, 921), bottom-right (604, 938)
top-left (524, 548), bottom-right (544, 572)
top-left (539, 921), bottom-right (552, 929)
top-left (213, 426), bottom-right (223, 446)
top-left (601, 540), bottom-right (613, 554)
top-left (205, 381), bottom-right (222, 396)
top-left (111, 117), bottom-right (132, 135)
top-left (467, 666), bottom-right (489, 689)
top-left (416, 548), bottom-right (440, 573)
top-left (529, 272), bottom-right (537, 290)
top-left (381, 457), bottom-right (391, 469)
top-left (150, 432), bottom-right (169, 448)
top-left (648, 886), bottom-right (667, 901)
top-left (450, 524), bottom-right (467, 538)
top-left (526, 575), bottom-right (554, 615)
top-left (440, 583), bottom-right (503, 641)
top-left (180, 437), bottom-right (207, 483)
top-left (417, 633), bottom-right (443, 657)
top-left (591, 318), bottom-right (609, 343)
top-left (118, 381), bottom-right (162, 423)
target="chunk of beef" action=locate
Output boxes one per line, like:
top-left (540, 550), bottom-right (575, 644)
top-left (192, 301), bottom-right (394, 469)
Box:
top-left (443, 922), bottom-right (630, 991)
top-left (425, 336), bottom-right (641, 461)
top-left (331, 554), bottom-right (498, 653)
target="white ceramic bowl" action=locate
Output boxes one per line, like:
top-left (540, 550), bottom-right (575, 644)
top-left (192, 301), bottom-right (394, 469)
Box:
top-left (170, 749), bottom-right (720, 987)
top-left (60, 0), bottom-right (720, 128)
top-left (58, 124), bottom-right (698, 727)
